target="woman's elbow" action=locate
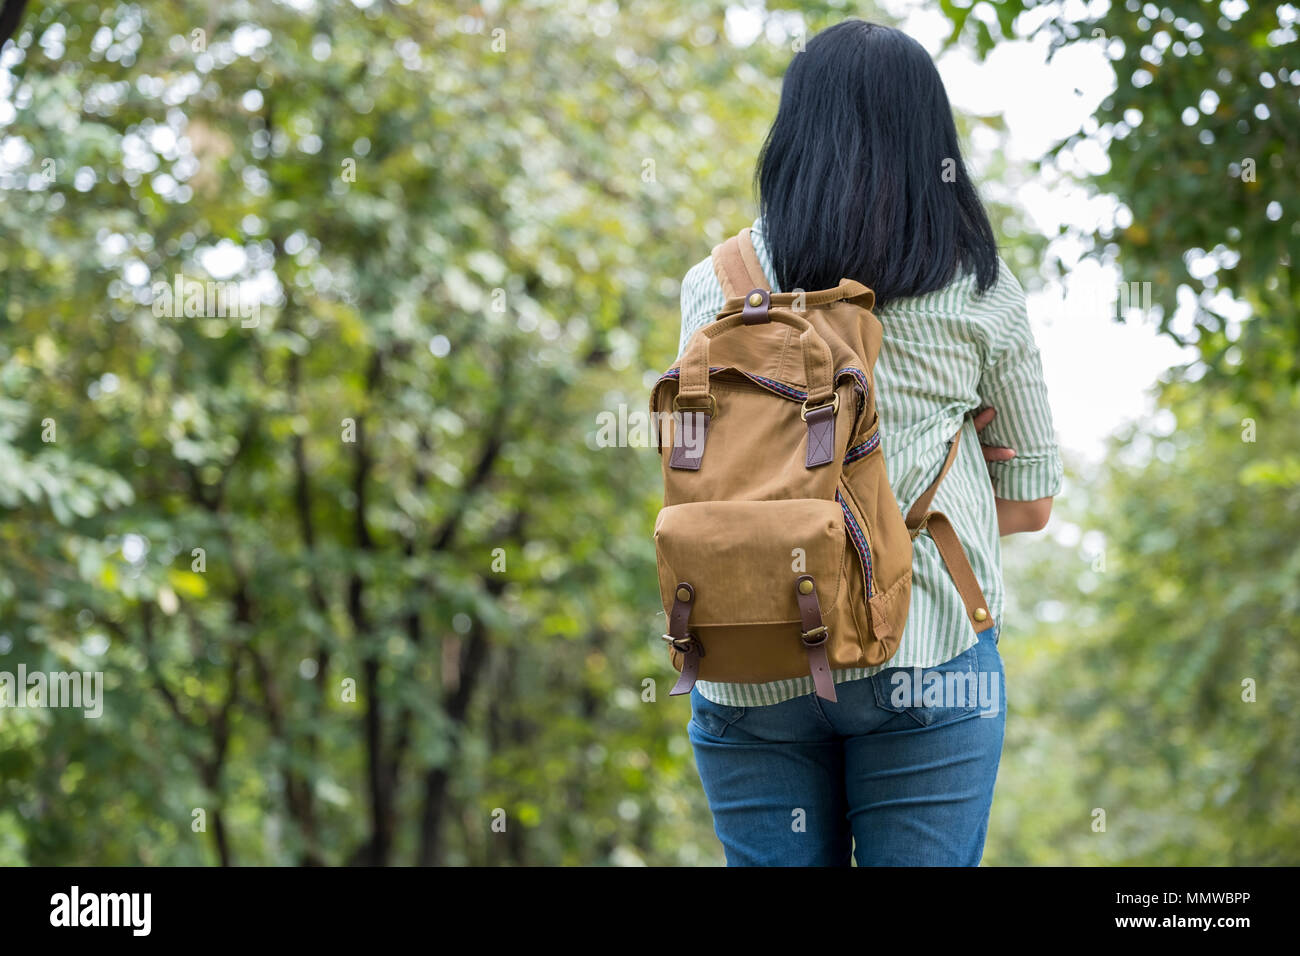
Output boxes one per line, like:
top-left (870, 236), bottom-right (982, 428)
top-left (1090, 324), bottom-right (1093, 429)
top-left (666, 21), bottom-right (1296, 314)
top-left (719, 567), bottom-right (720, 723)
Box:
top-left (997, 496), bottom-right (1053, 534)
top-left (1024, 497), bottom-right (1053, 531)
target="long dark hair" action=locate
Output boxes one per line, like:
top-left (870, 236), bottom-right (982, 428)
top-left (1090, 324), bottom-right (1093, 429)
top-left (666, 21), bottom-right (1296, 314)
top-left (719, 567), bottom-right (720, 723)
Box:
top-left (756, 20), bottom-right (999, 306)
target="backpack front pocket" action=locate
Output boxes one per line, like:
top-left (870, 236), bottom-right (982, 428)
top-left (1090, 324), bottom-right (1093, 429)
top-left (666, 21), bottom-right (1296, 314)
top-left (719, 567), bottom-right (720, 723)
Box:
top-left (653, 498), bottom-right (848, 626)
top-left (653, 498), bottom-right (864, 683)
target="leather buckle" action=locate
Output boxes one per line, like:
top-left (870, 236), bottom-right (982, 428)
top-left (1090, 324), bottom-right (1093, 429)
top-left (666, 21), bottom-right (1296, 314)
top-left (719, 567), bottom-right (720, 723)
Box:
top-left (800, 625), bottom-right (828, 648)
top-left (662, 633), bottom-right (703, 657)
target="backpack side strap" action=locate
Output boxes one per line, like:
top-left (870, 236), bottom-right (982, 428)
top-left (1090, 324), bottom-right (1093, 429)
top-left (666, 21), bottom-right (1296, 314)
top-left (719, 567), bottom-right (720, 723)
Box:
top-left (905, 427), bottom-right (963, 526)
top-left (665, 582), bottom-right (703, 695)
top-left (710, 227), bottom-right (771, 298)
top-left (906, 425), bottom-right (997, 634)
top-left (795, 574), bottom-right (838, 703)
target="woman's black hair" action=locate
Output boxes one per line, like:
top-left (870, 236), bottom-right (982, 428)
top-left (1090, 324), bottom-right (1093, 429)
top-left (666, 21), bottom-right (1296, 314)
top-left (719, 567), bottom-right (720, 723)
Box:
top-left (756, 19), bottom-right (1000, 306)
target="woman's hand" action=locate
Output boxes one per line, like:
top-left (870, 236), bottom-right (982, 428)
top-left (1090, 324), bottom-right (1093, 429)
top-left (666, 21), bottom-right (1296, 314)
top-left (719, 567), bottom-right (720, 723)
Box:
top-left (973, 407), bottom-right (1014, 462)
top-left (975, 406), bottom-right (1053, 534)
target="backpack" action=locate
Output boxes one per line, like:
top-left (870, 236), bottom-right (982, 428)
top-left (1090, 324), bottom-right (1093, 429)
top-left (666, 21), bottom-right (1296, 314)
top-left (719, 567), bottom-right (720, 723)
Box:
top-left (651, 227), bottom-right (995, 702)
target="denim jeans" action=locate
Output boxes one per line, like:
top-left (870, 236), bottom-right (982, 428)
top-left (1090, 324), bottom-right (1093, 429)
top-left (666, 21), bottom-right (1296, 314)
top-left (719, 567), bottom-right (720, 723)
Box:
top-left (688, 626), bottom-right (1006, 866)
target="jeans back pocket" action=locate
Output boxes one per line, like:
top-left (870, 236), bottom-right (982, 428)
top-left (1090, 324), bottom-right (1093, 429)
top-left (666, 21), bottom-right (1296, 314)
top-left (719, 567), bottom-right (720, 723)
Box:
top-left (689, 689), bottom-right (747, 738)
top-left (870, 640), bottom-right (983, 728)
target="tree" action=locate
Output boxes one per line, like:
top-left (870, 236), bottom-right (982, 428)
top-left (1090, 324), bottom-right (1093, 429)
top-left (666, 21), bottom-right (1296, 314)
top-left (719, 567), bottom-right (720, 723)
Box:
top-left (1, 0), bottom-right (792, 865)
top-left (940, 0), bottom-right (1299, 398)
top-left (989, 373), bottom-right (1299, 864)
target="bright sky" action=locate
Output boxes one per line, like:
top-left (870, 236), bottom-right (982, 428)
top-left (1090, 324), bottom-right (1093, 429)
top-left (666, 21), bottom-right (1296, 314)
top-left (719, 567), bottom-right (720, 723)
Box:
top-left (728, 1), bottom-right (1208, 463)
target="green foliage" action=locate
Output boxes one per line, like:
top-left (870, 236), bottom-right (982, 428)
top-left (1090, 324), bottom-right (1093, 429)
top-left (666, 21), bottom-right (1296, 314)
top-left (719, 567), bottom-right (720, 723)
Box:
top-left (942, 0), bottom-right (1300, 398)
top-left (1, 0), bottom-right (1295, 867)
top-left (991, 379), bottom-right (1300, 864)
top-left (1, 0), bottom-right (789, 865)
top-left (937, 4), bottom-right (1300, 862)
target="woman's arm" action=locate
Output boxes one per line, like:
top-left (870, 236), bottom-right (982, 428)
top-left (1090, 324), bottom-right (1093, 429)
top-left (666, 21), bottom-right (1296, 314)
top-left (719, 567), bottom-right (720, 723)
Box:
top-left (974, 407), bottom-right (1054, 535)
top-left (973, 261), bottom-right (1064, 534)
top-left (995, 495), bottom-right (1053, 534)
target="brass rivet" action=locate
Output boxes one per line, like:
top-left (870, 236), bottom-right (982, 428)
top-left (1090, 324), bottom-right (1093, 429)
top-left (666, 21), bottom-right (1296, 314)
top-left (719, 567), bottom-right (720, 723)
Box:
top-left (676, 586), bottom-right (691, 603)
top-left (748, 291), bottom-right (763, 307)
top-left (973, 607), bottom-right (988, 622)
top-left (798, 579), bottom-right (814, 595)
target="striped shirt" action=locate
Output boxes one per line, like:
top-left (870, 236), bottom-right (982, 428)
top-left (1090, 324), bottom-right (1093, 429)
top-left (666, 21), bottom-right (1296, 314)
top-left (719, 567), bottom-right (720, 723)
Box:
top-left (678, 217), bottom-right (1063, 706)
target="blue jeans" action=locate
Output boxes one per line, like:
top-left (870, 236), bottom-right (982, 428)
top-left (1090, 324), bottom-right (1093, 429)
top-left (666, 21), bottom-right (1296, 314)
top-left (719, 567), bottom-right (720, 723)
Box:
top-left (688, 627), bottom-right (1006, 866)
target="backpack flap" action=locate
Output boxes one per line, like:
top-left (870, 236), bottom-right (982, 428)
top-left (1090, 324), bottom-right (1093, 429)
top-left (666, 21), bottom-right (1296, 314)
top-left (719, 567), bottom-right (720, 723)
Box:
top-left (654, 498), bottom-right (847, 626)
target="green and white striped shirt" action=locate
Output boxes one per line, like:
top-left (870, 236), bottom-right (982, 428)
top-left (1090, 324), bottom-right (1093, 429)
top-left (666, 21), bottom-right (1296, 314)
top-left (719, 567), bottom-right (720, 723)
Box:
top-left (678, 217), bottom-right (1063, 706)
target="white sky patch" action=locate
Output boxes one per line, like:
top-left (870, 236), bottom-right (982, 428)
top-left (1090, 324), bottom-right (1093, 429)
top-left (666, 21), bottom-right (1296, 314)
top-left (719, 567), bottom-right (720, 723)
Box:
top-left (198, 239), bottom-right (248, 279)
top-left (1027, 275), bottom-right (1194, 460)
top-left (723, 7), bottom-right (765, 45)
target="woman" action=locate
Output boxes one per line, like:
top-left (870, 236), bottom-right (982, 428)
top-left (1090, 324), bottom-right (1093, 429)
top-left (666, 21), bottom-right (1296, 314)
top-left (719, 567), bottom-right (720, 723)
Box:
top-left (677, 20), bottom-right (1062, 866)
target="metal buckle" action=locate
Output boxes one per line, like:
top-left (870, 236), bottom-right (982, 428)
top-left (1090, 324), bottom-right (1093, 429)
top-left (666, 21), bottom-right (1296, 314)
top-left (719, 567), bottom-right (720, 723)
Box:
top-left (673, 393), bottom-right (716, 418)
top-left (800, 625), bottom-right (828, 648)
top-left (800, 393), bottom-right (839, 422)
top-left (662, 633), bottom-right (703, 656)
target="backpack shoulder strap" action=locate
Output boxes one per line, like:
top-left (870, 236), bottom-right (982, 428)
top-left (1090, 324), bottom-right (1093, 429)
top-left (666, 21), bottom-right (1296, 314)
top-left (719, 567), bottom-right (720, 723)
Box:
top-left (710, 227), bottom-right (771, 298)
top-left (905, 430), bottom-right (962, 528)
top-left (907, 425), bottom-right (998, 635)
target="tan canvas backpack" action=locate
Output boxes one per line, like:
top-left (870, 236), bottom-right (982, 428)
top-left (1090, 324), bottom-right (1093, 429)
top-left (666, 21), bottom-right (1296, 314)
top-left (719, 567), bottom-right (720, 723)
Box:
top-left (651, 228), bottom-right (996, 702)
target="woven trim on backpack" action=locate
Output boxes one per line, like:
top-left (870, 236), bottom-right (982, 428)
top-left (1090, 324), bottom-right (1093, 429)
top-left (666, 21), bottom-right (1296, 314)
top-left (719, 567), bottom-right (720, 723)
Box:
top-left (740, 371), bottom-right (804, 401)
top-left (836, 489), bottom-right (874, 597)
top-left (657, 366), bottom-right (724, 382)
top-left (657, 367), bottom-right (868, 412)
top-left (843, 431), bottom-right (881, 464)
top-left (656, 367), bottom-right (806, 402)
top-left (837, 367), bottom-right (869, 398)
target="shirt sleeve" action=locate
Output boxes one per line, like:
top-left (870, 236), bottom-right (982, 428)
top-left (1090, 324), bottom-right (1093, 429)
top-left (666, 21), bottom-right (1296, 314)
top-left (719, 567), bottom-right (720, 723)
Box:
top-left (678, 257), bottom-right (726, 360)
top-left (975, 261), bottom-right (1064, 501)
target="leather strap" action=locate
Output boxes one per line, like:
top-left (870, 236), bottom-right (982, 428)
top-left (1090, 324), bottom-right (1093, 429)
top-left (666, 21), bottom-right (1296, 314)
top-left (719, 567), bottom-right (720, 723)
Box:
top-left (666, 583), bottom-right (702, 696)
top-left (906, 425), bottom-right (963, 527)
top-left (710, 228), bottom-right (771, 298)
top-left (923, 513), bottom-right (996, 633)
top-left (804, 402), bottom-right (835, 468)
top-left (668, 409), bottom-right (709, 471)
top-left (794, 575), bottom-right (837, 703)
top-left (720, 278), bottom-right (874, 312)
top-left (905, 424), bottom-right (996, 633)
top-left (741, 287), bottom-right (771, 325)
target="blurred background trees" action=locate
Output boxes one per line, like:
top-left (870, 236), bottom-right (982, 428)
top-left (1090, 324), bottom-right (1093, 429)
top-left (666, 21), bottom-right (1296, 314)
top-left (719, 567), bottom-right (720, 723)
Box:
top-left (943, 0), bottom-right (1300, 863)
top-left (0, 0), bottom-right (1295, 865)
